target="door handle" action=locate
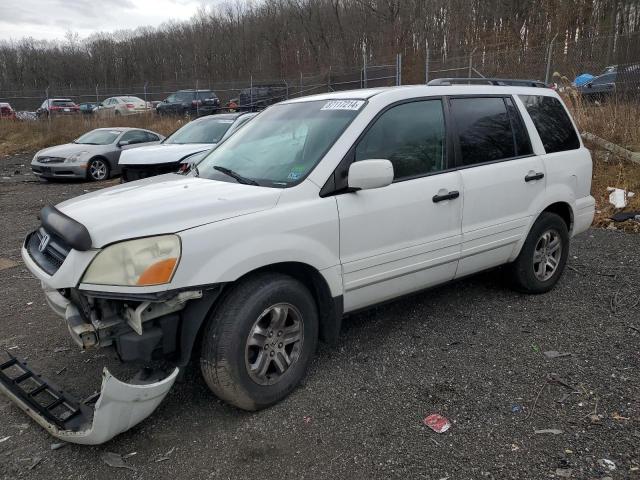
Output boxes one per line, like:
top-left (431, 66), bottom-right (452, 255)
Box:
top-left (525, 172), bottom-right (544, 182)
top-left (432, 190), bottom-right (460, 203)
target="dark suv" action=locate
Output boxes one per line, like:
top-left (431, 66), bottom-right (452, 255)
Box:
top-left (578, 63), bottom-right (640, 100)
top-left (238, 85), bottom-right (286, 111)
top-left (156, 89), bottom-right (221, 116)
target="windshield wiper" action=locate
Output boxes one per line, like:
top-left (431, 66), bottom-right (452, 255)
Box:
top-left (213, 166), bottom-right (259, 186)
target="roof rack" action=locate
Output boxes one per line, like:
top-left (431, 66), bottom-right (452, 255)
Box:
top-left (427, 78), bottom-right (549, 88)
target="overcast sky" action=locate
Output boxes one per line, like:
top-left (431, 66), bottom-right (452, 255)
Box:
top-left (0, 0), bottom-right (212, 42)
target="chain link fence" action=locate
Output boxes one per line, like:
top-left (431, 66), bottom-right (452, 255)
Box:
top-left (1, 32), bottom-right (638, 115)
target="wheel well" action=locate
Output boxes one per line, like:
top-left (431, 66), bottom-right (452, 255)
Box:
top-left (236, 262), bottom-right (342, 345)
top-left (542, 202), bottom-right (573, 232)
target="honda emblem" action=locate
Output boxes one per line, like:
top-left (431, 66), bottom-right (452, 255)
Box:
top-left (38, 233), bottom-right (50, 252)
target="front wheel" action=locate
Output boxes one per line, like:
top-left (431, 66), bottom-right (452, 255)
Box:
top-left (200, 273), bottom-right (318, 411)
top-left (509, 212), bottom-right (569, 294)
top-left (87, 158), bottom-right (110, 181)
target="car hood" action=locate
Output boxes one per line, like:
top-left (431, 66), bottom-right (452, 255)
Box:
top-left (36, 143), bottom-right (107, 158)
top-left (118, 143), bottom-right (213, 166)
top-left (55, 174), bottom-right (282, 247)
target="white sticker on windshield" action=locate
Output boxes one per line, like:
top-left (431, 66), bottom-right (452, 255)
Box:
top-left (217, 120), bottom-right (235, 124)
top-left (321, 100), bottom-right (364, 111)
top-left (110, 130), bottom-right (121, 134)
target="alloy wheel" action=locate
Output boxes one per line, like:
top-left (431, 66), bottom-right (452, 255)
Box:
top-left (245, 303), bottom-right (304, 386)
top-left (89, 160), bottom-right (108, 180)
top-left (532, 229), bottom-right (562, 281)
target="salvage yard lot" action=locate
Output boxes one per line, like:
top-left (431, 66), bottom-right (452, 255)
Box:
top-left (0, 154), bottom-right (639, 479)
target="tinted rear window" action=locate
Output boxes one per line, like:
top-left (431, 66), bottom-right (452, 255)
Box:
top-left (519, 95), bottom-right (580, 153)
top-left (450, 97), bottom-right (517, 165)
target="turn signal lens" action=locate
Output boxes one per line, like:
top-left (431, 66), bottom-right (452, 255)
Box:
top-left (137, 258), bottom-right (178, 285)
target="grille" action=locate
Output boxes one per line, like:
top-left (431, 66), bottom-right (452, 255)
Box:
top-left (122, 162), bottom-right (181, 181)
top-left (37, 156), bottom-right (65, 164)
top-left (26, 228), bottom-right (71, 275)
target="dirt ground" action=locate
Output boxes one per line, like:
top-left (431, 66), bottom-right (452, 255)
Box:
top-left (0, 154), bottom-right (639, 480)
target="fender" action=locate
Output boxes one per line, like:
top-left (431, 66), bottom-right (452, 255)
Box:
top-left (508, 184), bottom-right (576, 262)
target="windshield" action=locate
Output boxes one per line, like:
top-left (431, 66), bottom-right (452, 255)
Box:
top-left (75, 129), bottom-right (121, 145)
top-left (52, 100), bottom-right (75, 107)
top-left (166, 92), bottom-right (192, 102)
top-left (164, 118), bottom-right (235, 145)
top-left (195, 99), bottom-right (363, 187)
top-left (122, 96), bottom-right (143, 103)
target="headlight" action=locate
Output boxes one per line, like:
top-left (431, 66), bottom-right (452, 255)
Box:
top-left (67, 151), bottom-right (89, 162)
top-left (82, 235), bottom-right (181, 286)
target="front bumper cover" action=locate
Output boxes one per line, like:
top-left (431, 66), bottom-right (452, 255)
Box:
top-left (0, 354), bottom-right (178, 445)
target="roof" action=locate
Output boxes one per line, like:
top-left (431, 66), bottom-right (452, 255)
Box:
top-left (282, 83), bottom-right (558, 105)
top-left (192, 112), bottom-right (249, 121)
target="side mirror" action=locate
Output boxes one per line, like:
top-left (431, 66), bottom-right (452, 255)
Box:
top-left (118, 140), bottom-right (130, 147)
top-left (347, 159), bottom-right (394, 191)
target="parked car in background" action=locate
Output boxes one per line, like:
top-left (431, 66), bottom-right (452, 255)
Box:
top-left (120, 112), bottom-right (256, 181)
top-left (0, 102), bottom-right (16, 120)
top-left (79, 102), bottom-right (99, 114)
top-left (31, 127), bottom-right (164, 181)
top-left (8, 82), bottom-right (594, 445)
top-left (239, 84), bottom-right (286, 110)
top-left (578, 62), bottom-right (640, 100)
top-left (156, 89), bottom-right (220, 117)
top-left (95, 96), bottom-right (150, 117)
top-left (36, 99), bottom-right (80, 117)
top-left (178, 112), bottom-right (258, 173)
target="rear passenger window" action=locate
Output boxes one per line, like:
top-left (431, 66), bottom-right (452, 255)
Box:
top-left (450, 97), bottom-right (528, 165)
top-left (355, 100), bottom-right (446, 180)
top-left (519, 95), bottom-right (580, 153)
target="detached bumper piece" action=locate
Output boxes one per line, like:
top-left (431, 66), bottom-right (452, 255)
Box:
top-left (0, 354), bottom-right (178, 445)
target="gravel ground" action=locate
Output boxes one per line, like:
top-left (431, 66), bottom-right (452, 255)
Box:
top-left (0, 153), bottom-right (639, 480)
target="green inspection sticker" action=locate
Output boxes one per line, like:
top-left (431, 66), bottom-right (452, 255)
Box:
top-left (287, 165), bottom-right (306, 180)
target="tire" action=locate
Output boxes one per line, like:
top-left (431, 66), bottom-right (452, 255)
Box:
top-left (509, 212), bottom-right (569, 294)
top-left (87, 158), bottom-right (110, 181)
top-left (200, 273), bottom-right (318, 411)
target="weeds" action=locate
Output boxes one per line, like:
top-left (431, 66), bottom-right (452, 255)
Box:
top-left (0, 114), bottom-right (183, 156)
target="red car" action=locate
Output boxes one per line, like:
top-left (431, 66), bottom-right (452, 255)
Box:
top-left (36, 98), bottom-right (80, 117)
top-left (0, 102), bottom-right (16, 120)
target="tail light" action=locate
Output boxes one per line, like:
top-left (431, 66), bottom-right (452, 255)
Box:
top-left (126, 103), bottom-right (134, 109)
top-left (192, 100), bottom-right (202, 107)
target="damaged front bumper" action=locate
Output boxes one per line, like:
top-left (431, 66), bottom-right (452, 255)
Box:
top-left (0, 354), bottom-right (178, 445)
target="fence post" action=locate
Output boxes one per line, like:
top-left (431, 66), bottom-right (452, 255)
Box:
top-left (468, 47), bottom-right (477, 78)
top-left (544, 33), bottom-right (558, 84)
top-left (425, 42), bottom-right (430, 83)
top-left (45, 86), bottom-right (50, 127)
top-left (362, 42), bottom-right (367, 88)
top-left (250, 75), bottom-right (253, 108)
top-left (143, 82), bottom-right (148, 106)
top-left (396, 53), bottom-right (402, 86)
top-left (299, 71), bottom-right (303, 97)
top-left (95, 84), bottom-right (99, 105)
top-left (328, 66), bottom-right (331, 92)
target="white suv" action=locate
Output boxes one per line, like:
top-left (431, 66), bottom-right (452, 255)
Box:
top-left (5, 82), bottom-right (594, 444)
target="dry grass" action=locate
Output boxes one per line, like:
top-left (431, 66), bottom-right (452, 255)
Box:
top-left (0, 114), bottom-right (184, 156)
top-left (566, 96), bottom-right (640, 232)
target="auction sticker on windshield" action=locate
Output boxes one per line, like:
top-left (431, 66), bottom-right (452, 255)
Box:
top-left (321, 100), bottom-right (364, 111)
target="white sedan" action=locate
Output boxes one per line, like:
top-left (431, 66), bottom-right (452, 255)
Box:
top-left (95, 96), bottom-right (151, 117)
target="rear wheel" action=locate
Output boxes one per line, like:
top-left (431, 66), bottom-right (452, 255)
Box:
top-left (200, 273), bottom-right (318, 411)
top-left (509, 212), bottom-right (569, 293)
top-left (87, 158), bottom-right (110, 181)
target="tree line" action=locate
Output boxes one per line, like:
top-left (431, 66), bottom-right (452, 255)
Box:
top-left (0, 0), bottom-right (638, 93)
